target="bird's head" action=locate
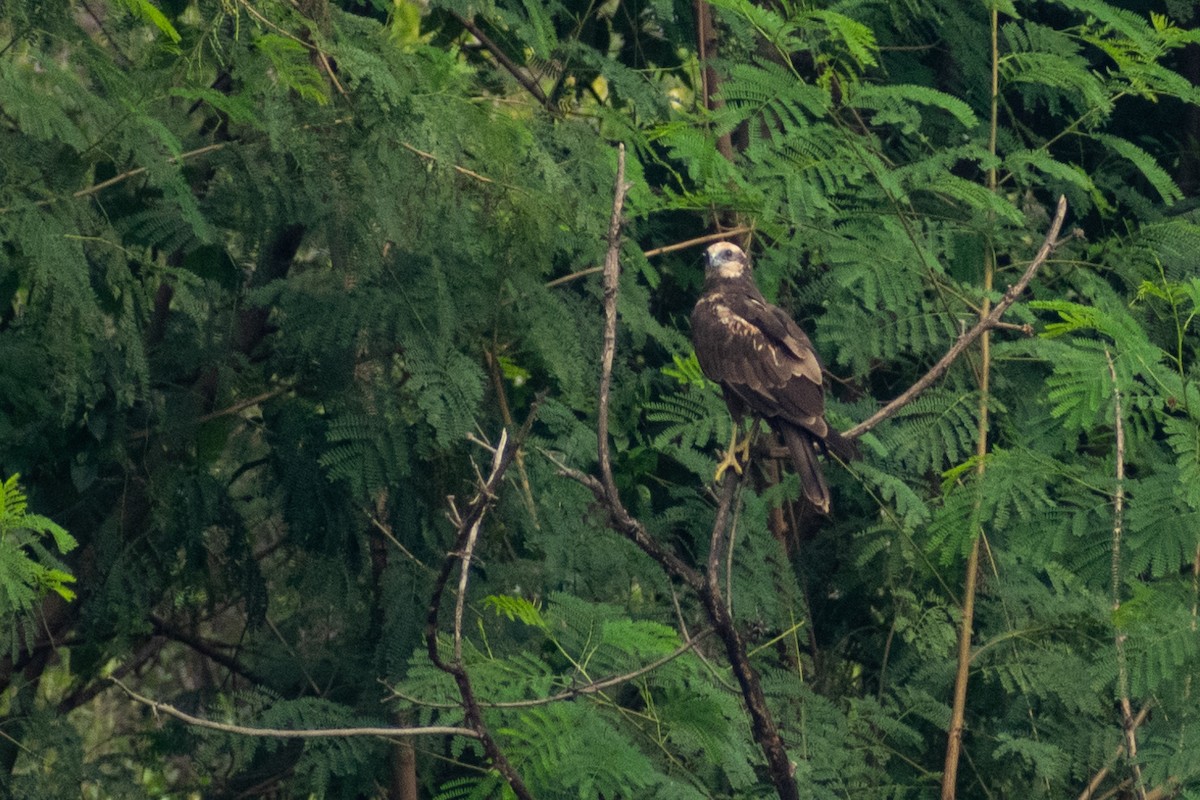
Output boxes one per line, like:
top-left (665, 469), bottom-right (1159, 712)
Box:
top-left (703, 242), bottom-right (749, 279)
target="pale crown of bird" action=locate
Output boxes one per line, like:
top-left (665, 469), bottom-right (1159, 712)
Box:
top-left (704, 242), bottom-right (749, 280)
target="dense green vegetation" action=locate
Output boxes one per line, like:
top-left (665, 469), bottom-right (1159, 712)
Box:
top-left (4, 0), bottom-right (1200, 797)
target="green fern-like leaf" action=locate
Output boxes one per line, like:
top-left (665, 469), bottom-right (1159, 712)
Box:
top-left (880, 388), bottom-right (980, 476)
top-left (501, 704), bottom-right (660, 798)
top-left (1092, 133), bottom-right (1182, 204)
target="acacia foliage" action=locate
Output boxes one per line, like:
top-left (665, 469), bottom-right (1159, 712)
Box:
top-left (3, 0), bottom-right (1200, 797)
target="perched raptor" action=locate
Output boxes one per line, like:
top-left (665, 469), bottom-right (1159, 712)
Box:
top-left (690, 242), bottom-right (855, 514)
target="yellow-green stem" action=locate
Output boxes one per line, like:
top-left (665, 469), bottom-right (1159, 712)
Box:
top-left (941, 7), bottom-right (999, 799)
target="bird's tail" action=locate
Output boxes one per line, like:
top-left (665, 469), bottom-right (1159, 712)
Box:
top-left (780, 424), bottom-right (831, 515)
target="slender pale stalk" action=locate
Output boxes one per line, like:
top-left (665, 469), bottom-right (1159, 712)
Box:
top-left (941, 8), bottom-right (1000, 799)
top-left (1105, 350), bottom-right (1147, 800)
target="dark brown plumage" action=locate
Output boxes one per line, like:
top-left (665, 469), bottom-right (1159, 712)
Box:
top-left (690, 242), bottom-right (855, 514)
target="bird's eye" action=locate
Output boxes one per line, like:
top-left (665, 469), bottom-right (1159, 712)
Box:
top-left (722, 248), bottom-right (733, 259)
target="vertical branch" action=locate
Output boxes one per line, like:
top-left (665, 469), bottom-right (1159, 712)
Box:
top-left (696, 478), bottom-right (801, 800)
top-left (942, 516), bottom-right (983, 800)
top-left (1105, 349), bottom-right (1146, 800)
top-left (694, 1), bottom-right (734, 162)
top-left (597, 143), bottom-right (632, 506)
top-left (941, 10), bottom-right (1000, 799)
top-left (485, 347), bottom-right (540, 528)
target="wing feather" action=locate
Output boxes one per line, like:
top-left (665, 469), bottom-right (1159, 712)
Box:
top-left (691, 289), bottom-right (828, 439)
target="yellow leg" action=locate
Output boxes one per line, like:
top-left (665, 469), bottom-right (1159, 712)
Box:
top-left (714, 423), bottom-right (751, 482)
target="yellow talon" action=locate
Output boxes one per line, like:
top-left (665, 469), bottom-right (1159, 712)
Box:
top-left (714, 425), bottom-right (749, 482)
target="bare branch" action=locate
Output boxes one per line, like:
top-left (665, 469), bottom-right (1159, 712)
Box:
top-left (364, 510), bottom-right (436, 575)
top-left (642, 228), bottom-right (753, 258)
top-left (0, 143), bottom-right (228, 215)
top-left (111, 677), bottom-right (478, 740)
top-left (695, 477), bottom-right (801, 800)
top-left (547, 147), bottom-right (704, 590)
top-left (597, 143), bottom-right (633, 505)
top-left (454, 429), bottom-right (507, 665)
top-left (400, 142), bottom-right (498, 185)
top-left (845, 195), bottom-right (1069, 440)
top-left (130, 386), bottom-right (289, 441)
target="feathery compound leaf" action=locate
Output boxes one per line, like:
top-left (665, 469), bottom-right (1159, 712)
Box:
top-left (1092, 133), bottom-right (1182, 204)
top-left (502, 704), bottom-right (662, 797)
top-left (849, 83), bottom-right (979, 131)
top-left (483, 594), bottom-right (549, 630)
top-left (0, 475), bottom-right (76, 655)
top-left (403, 344), bottom-right (486, 450)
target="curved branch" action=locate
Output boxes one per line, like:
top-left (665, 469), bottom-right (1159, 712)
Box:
top-left (544, 227), bottom-right (753, 290)
top-left (845, 195), bottom-right (1069, 440)
top-left (575, 145), bottom-right (704, 589)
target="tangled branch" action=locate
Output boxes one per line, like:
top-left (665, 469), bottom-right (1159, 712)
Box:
top-left (425, 417), bottom-right (539, 800)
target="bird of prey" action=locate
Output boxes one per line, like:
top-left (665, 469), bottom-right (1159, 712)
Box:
top-left (690, 242), bottom-right (855, 514)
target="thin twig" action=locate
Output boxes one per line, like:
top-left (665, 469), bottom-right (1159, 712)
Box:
top-left (364, 511), bottom-right (436, 575)
top-left (400, 142), bottom-right (497, 185)
top-left (234, 0), bottom-right (348, 98)
top-left (265, 616), bottom-right (322, 696)
top-left (1105, 348), bottom-right (1146, 800)
top-left (111, 677), bottom-right (478, 739)
top-left (545, 228), bottom-right (755, 290)
top-left (130, 386), bottom-right (289, 441)
top-left (846, 195), bottom-right (1068, 440)
top-left (392, 629), bottom-right (713, 710)
top-left (642, 228), bottom-right (753, 258)
top-left (58, 638), bottom-right (164, 715)
top-left (0, 143), bottom-right (228, 215)
top-left (503, 630), bottom-right (710, 706)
